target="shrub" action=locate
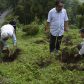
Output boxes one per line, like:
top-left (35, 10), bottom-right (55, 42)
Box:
top-left (70, 25), bottom-right (78, 29)
top-left (23, 23), bottom-right (39, 35)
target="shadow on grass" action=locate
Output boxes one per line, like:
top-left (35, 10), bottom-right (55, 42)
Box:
top-left (61, 63), bottom-right (84, 71)
top-left (35, 57), bottom-right (53, 68)
top-left (34, 39), bottom-right (47, 45)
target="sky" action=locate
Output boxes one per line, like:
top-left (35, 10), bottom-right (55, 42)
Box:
top-left (79, 0), bottom-right (84, 2)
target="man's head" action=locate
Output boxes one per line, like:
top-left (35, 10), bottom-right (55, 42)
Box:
top-left (55, 0), bottom-right (64, 12)
top-left (1, 32), bottom-right (9, 41)
top-left (80, 28), bottom-right (84, 38)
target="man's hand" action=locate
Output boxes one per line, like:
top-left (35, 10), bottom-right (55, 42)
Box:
top-left (64, 27), bottom-right (69, 32)
top-left (45, 22), bottom-right (50, 33)
top-left (45, 28), bottom-right (50, 33)
top-left (13, 45), bottom-right (17, 50)
top-left (11, 45), bottom-right (17, 54)
top-left (64, 21), bottom-right (69, 32)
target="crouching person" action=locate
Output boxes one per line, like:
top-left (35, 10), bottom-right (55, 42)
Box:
top-left (75, 28), bottom-right (84, 57)
top-left (0, 23), bottom-right (17, 55)
top-left (78, 28), bottom-right (84, 56)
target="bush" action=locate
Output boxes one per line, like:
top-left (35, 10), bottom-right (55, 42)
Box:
top-left (23, 23), bottom-right (39, 35)
top-left (70, 25), bottom-right (78, 29)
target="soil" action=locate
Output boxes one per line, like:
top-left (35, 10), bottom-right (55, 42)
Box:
top-left (62, 36), bottom-right (73, 46)
top-left (2, 48), bottom-right (21, 62)
top-left (61, 47), bottom-right (81, 63)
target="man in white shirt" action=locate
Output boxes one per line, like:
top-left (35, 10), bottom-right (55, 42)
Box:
top-left (45, 0), bottom-right (69, 54)
top-left (0, 24), bottom-right (17, 50)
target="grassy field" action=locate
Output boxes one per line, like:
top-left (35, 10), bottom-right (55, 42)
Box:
top-left (0, 25), bottom-right (84, 84)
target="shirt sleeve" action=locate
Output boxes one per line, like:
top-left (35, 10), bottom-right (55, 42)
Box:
top-left (12, 32), bottom-right (17, 46)
top-left (64, 10), bottom-right (68, 21)
top-left (79, 45), bottom-right (84, 55)
top-left (47, 11), bottom-right (51, 22)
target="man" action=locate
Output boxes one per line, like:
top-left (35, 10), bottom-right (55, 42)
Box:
top-left (45, 0), bottom-right (69, 54)
top-left (0, 23), bottom-right (17, 52)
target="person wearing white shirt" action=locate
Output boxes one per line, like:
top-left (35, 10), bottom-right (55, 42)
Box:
top-left (45, 0), bottom-right (69, 54)
top-left (0, 24), bottom-right (17, 50)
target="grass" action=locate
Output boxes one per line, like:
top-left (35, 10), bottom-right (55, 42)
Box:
top-left (0, 26), bottom-right (84, 84)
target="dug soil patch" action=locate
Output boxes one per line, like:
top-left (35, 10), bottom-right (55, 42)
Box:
top-left (62, 36), bottom-right (73, 46)
top-left (2, 48), bottom-right (21, 62)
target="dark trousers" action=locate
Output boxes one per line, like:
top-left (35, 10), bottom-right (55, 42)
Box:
top-left (50, 34), bottom-right (63, 52)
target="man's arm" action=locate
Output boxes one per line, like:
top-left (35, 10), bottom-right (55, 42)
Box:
top-left (45, 22), bottom-right (50, 33)
top-left (64, 9), bottom-right (69, 32)
top-left (64, 21), bottom-right (69, 32)
top-left (12, 32), bottom-right (17, 48)
top-left (45, 10), bottom-right (51, 33)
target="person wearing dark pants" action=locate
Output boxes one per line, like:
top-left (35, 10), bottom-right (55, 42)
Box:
top-left (50, 34), bottom-right (63, 52)
top-left (45, 0), bottom-right (69, 55)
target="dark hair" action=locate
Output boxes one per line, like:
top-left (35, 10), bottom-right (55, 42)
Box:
top-left (9, 20), bottom-right (16, 26)
top-left (80, 28), bottom-right (84, 33)
top-left (55, 0), bottom-right (63, 6)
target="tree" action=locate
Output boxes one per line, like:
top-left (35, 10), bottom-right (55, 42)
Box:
top-left (77, 3), bottom-right (84, 28)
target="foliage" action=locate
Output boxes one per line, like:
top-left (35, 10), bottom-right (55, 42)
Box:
top-left (0, 24), bottom-right (84, 84)
top-left (23, 22), bottom-right (39, 35)
top-left (13, 0), bottom-right (80, 24)
top-left (77, 3), bottom-right (84, 28)
top-left (70, 25), bottom-right (78, 29)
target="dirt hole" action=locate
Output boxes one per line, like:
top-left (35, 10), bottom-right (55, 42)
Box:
top-left (62, 36), bottom-right (73, 46)
top-left (1, 48), bottom-right (21, 62)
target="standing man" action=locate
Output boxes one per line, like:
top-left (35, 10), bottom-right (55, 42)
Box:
top-left (45, 0), bottom-right (69, 55)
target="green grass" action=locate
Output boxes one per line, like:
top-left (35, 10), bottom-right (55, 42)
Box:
top-left (0, 27), bottom-right (84, 84)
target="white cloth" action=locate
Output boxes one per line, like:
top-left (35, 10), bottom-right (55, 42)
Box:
top-left (79, 39), bottom-right (84, 55)
top-left (1, 24), bottom-right (14, 37)
top-left (47, 8), bottom-right (68, 36)
top-left (0, 24), bottom-right (17, 48)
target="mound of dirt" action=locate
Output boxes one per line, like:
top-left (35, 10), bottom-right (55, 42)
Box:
top-left (62, 36), bottom-right (73, 46)
top-left (61, 47), bottom-right (81, 63)
top-left (2, 48), bottom-right (21, 62)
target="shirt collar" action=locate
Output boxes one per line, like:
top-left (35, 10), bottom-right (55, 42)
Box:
top-left (55, 8), bottom-right (63, 13)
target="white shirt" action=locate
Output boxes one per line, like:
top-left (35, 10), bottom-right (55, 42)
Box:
top-left (47, 8), bottom-right (68, 36)
top-left (1, 24), bottom-right (14, 36)
top-left (0, 24), bottom-right (17, 47)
